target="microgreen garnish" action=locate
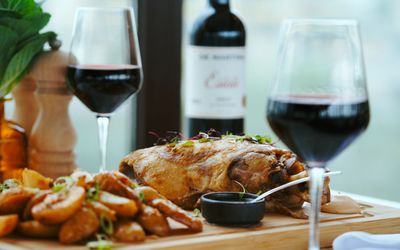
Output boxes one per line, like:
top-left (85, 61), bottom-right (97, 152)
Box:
top-left (193, 208), bottom-right (201, 217)
top-left (52, 176), bottom-right (74, 192)
top-left (87, 182), bottom-right (100, 201)
top-left (100, 215), bottom-right (114, 236)
top-left (148, 129), bottom-right (274, 146)
top-left (234, 180), bottom-right (246, 200)
top-left (179, 140), bottom-right (194, 147)
top-left (87, 234), bottom-right (113, 250)
top-left (199, 137), bottom-right (211, 143)
top-left (254, 135), bottom-right (272, 144)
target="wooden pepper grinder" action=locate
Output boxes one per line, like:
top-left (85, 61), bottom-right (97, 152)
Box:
top-left (28, 50), bottom-right (77, 179)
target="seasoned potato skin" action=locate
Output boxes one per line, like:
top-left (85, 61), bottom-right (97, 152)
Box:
top-left (32, 186), bottom-right (85, 224)
top-left (22, 169), bottom-right (52, 190)
top-left (18, 221), bottom-right (59, 238)
top-left (150, 199), bottom-right (203, 232)
top-left (59, 207), bottom-right (100, 244)
top-left (23, 190), bottom-right (52, 220)
top-left (0, 214), bottom-right (18, 237)
top-left (98, 191), bottom-right (138, 218)
top-left (114, 221), bottom-right (145, 242)
top-left (86, 200), bottom-right (117, 221)
top-left (0, 187), bottom-right (37, 215)
top-left (134, 186), bottom-right (165, 203)
top-left (137, 205), bottom-right (170, 237)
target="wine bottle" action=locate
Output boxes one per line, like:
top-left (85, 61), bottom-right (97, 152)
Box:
top-left (184, 0), bottom-right (246, 137)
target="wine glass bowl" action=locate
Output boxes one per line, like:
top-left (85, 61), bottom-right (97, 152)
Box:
top-left (67, 7), bottom-right (142, 172)
top-left (266, 19), bottom-right (369, 249)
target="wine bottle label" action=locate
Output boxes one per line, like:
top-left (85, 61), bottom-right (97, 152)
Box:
top-left (185, 46), bottom-right (245, 119)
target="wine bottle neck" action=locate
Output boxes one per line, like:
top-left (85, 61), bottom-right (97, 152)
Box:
top-left (208, 0), bottom-right (230, 11)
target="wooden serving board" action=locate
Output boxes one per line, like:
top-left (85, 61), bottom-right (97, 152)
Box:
top-left (1, 200), bottom-right (400, 250)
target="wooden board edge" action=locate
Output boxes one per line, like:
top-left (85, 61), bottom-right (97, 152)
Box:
top-left (119, 213), bottom-right (400, 250)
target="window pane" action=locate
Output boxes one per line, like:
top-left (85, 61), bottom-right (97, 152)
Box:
top-left (10, 0), bottom-right (138, 173)
top-left (183, 0), bottom-right (400, 202)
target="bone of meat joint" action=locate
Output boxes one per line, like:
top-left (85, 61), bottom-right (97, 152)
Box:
top-left (120, 137), bottom-right (331, 218)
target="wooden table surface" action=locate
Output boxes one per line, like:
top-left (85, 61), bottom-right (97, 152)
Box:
top-left (1, 193), bottom-right (400, 250)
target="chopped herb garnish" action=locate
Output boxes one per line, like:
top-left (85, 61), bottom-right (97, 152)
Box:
top-left (193, 208), bottom-right (201, 217)
top-left (87, 182), bottom-right (100, 201)
top-left (100, 215), bottom-right (114, 236)
top-left (138, 191), bottom-right (145, 203)
top-left (179, 140), bottom-right (194, 147)
top-left (52, 176), bottom-right (74, 192)
top-left (87, 234), bottom-right (113, 250)
top-left (256, 190), bottom-right (262, 196)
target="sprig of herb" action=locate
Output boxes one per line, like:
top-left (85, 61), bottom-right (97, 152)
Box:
top-left (100, 215), bottom-right (114, 236)
top-left (87, 234), bottom-right (113, 250)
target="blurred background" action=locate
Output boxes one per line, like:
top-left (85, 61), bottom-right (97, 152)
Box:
top-left (14, 0), bottom-right (399, 202)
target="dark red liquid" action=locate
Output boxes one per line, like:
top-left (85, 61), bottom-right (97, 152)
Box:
top-left (67, 65), bottom-right (141, 114)
top-left (267, 95), bottom-right (370, 163)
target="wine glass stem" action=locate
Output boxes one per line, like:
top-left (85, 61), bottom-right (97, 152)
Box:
top-left (96, 115), bottom-right (110, 172)
top-left (308, 166), bottom-right (325, 250)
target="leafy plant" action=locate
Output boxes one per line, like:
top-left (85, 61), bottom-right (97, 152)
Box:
top-left (0, 0), bottom-right (57, 98)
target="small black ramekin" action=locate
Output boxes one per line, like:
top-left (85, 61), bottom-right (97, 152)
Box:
top-left (200, 192), bottom-right (265, 226)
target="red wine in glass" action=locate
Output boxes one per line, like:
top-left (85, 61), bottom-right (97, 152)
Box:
top-left (267, 94), bottom-right (370, 163)
top-left (67, 65), bottom-right (142, 114)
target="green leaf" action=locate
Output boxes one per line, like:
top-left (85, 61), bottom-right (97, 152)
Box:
top-left (0, 25), bottom-right (18, 81)
top-left (1, 0), bottom-right (39, 16)
top-left (0, 13), bottom-right (50, 42)
top-left (0, 8), bottom-right (21, 18)
top-left (0, 31), bottom-right (56, 97)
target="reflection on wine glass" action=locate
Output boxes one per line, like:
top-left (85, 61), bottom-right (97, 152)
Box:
top-left (267, 19), bottom-right (369, 250)
top-left (67, 7), bottom-right (143, 172)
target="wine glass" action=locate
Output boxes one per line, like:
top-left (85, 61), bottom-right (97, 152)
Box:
top-left (267, 19), bottom-right (370, 249)
top-left (67, 7), bottom-right (143, 172)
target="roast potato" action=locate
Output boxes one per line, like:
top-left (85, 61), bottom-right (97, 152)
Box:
top-left (98, 191), bottom-right (138, 218)
top-left (32, 186), bottom-right (85, 224)
top-left (71, 171), bottom-right (93, 188)
top-left (114, 221), bottom-right (145, 242)
top-left (23, 190), bottom-right (52, 220)
top-left (86, 200), bottom-right (117, 221)
top-left (59, 207), bottom-right (99, 244)
top-left (150, 199), bottom-right (203, 232)
top-left (137, 205), bottom-right (170, 236)
top-left (22, 169), bottom-right (52, 190)
top-left (0, 214), bottom-right (18, 237)
top-left (18, 220), bottom-right (59, 238)
top-left (0, 187), bottom-right (37, 215)
top-left (134, 186), bottom-right (165, 203)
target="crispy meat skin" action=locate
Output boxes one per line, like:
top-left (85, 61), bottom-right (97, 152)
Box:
top-left (120, 138), bottom-right (330, 218)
